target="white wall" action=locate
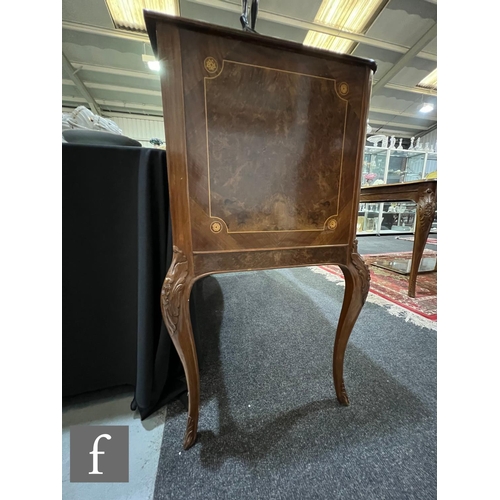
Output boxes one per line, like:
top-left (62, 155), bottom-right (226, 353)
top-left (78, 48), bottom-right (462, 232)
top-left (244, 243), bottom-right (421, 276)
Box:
top-left (106, 114), bottom-right (165, 148)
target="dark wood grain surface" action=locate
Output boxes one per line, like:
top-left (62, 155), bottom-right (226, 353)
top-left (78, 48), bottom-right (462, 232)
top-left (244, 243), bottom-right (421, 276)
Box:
top-left (205, 61), bottom-right (344, 233)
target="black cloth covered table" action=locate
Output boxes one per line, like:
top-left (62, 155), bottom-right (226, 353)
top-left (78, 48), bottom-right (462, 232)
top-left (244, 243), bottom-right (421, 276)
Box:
top-left (63, 143), bottom-right (196, 418)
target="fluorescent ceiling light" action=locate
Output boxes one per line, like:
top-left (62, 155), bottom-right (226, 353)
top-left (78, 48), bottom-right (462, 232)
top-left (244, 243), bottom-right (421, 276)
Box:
top-left (419, 103), bottom-right (434, 113)
top-left (106, 0), bottom-right (179, 31)
top-left (417, 68), bottom-right (437, 90)
top-left (142, 54), bottom-right (160, 71)
top-left (304, 0), bottom-right (387, 54)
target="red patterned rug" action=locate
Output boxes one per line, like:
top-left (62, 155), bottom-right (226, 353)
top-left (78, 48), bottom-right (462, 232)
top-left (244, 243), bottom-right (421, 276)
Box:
top-left (318, 250), bottom-right (437, 321)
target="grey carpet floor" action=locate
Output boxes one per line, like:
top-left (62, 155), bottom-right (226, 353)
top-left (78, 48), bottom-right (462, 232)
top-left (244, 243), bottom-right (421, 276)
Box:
top-left (153, 265), bottom-right (437, 499)
top-left (356, 233), bottom-right (437, 255)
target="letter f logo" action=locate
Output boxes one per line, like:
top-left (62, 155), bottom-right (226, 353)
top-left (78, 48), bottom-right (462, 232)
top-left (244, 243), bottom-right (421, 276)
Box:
top-left (89, 433), bottom-right (111, 475)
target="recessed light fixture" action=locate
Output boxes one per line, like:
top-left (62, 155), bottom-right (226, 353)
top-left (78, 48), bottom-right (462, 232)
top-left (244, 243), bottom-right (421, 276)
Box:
top-left (142, 54), bottom-right (160, 71)
top-left (419, 103), bottom-right (434, 113)
top-left (106, 0), bottom-right (179, 31)
top-left (304, 0), bottom-right (388, 54)
top-left (417, 68), bottom-right (437, 91)
top-left (148, 60), bottom-right (160, 71)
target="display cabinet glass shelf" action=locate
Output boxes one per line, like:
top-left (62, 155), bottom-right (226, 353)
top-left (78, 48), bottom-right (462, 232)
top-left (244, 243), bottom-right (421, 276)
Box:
top-left (362, 146), bottom-right (388, 185)
top-left (358, 145), bottom-right (437, 235)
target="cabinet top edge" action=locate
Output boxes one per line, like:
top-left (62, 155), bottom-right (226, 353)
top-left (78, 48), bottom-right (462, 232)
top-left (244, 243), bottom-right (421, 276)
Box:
top-left (143, 10), bottom-right (377, 74)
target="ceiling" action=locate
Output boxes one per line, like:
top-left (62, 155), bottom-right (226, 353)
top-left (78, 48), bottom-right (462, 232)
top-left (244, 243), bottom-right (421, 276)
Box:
top-left (62, 0), bottom-right (437, 140)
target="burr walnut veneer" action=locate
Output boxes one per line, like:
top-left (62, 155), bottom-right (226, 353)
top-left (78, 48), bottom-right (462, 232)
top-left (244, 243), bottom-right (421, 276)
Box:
top-left (145, 11), bottom-right (376, 449)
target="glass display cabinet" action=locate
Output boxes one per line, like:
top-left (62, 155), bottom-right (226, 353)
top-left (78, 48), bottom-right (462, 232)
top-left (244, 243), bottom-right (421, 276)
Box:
top-left (362, 146), bottom-right (388, 185)
top-left (358, 145), bottom-right (437, 235)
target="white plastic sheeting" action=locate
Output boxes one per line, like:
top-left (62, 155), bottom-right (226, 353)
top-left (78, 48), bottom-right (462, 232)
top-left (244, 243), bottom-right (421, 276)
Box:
top-left (62, 107), bottom-right (166, 148)
top-left (62, 106), bottom-right (123, 134)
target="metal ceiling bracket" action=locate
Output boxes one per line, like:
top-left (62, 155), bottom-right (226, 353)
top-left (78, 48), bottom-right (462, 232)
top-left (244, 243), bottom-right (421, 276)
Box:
top-left (62, 51), bottom-right (102, 115)
top-left (371, 24), bottom-right (437, 94)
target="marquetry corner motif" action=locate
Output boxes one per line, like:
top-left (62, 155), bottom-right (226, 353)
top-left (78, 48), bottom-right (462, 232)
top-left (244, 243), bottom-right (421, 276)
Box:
top-left (161, 246), bottom-right (189, 336)
top-left (351, 240), bottom-right (370, 304)
top-left (417, 188), bottom-right (437, 226)
top-left (209, 217), bottom-right (227, 234)
top-left (204, 56), bottom-right (219, 74)
top-left (325, 217), bottom-right (338, 231)
top-left (338, 82), bottom-right (349, 96)
top-left (210, 220), bottom-right (222, 233)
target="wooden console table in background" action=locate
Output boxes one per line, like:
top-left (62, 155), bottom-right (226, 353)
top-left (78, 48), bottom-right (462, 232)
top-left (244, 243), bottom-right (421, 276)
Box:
top-left (145, 11), bottom-right (376, 449)
top-left (359, 179), bottom-right (437, 298)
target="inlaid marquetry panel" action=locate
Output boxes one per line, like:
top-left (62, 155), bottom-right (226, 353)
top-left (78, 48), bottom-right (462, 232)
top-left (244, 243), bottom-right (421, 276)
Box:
top-left (204, 60), bottom-right (348, 233)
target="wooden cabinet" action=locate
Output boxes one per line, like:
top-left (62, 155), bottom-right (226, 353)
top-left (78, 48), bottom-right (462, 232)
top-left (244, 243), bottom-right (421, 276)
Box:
top-left (145, 11), bottom-right (376, 449)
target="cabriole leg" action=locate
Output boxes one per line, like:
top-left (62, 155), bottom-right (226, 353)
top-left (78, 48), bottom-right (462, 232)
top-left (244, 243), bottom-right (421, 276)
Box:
top-left (333, 246), bottom-right (370, 405)
top-left (409, 188), bottom-right (437, 298)
top-left (160, 246), bottom-right (200, 450)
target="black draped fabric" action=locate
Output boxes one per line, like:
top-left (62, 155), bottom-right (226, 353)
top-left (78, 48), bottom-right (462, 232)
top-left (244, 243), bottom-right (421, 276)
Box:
top-left (62, 143), bottom-right (193, 419)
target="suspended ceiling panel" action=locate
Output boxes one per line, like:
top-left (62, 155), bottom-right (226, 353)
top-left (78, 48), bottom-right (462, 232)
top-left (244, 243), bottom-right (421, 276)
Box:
top-left (363, 0), bottom-right (436, 47)
top-left (62, 0), bottom-right (115, 28)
